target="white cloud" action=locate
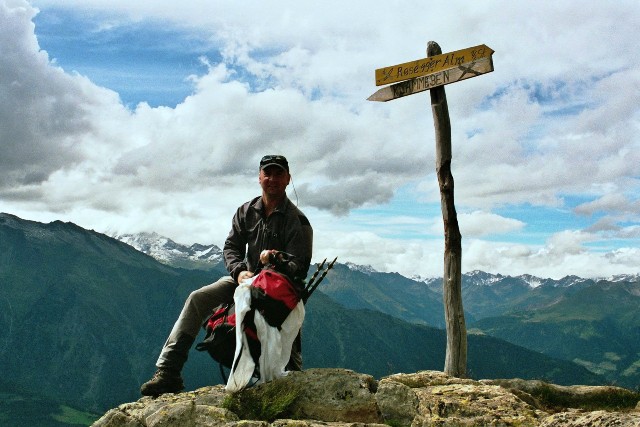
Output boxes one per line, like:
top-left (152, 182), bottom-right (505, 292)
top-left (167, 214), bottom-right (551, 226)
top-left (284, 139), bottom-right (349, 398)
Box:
top-left (546, 230), bottom-right (593, 256)
top-left (2, 0), bottom-right (640, 278)
top-left (1, 1), bottom-right (117, 187)
top-left (462, 235), bottom-right (640, 280)
top-left (575, 193), bottom-right (640, 216)
top-left (460, 211), bottom-right (525, 237)
top-left (427, 211), bottom-right (525, 238)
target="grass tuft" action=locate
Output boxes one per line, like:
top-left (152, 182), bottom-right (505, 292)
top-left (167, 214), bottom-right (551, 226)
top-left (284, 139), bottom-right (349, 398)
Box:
top-left (223, 380), bottom-right (304, 421)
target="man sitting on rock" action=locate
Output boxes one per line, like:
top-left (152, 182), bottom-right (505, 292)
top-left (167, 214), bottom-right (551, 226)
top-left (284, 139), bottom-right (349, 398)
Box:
top-left (141, 154), bottom-right (313, 396)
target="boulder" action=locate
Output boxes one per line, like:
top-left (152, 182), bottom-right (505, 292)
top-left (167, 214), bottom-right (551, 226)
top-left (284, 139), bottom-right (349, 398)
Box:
top-left (92, 369), bottom-right (640, 427)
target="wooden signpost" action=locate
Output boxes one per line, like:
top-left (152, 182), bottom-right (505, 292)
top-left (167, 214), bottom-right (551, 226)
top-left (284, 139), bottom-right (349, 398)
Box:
top-left (374, 44), bottom-right (493, 86)
top-left (369, 45), bottom-right (494, 102)
top-left (368, 42), bottom-right (495, 378)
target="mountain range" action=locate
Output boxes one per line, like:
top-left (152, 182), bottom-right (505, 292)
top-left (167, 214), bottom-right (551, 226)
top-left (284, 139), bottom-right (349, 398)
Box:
top-left (111, 228), bottom-right (640, 390)
top-left (0, 212), bottom-right (635, 426)
top-left (112, 231), bottom-right (224, 272)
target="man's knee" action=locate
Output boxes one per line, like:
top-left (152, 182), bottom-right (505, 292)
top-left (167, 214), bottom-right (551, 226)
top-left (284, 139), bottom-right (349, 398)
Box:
top-left (186, 286), bottom-right (208, 305)
top-left (186, 277), bottom-right (235, 308)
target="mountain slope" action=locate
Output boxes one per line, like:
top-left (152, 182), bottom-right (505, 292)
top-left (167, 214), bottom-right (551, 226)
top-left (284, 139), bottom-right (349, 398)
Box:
top-left (315, 263), bottom-right (446, 327)
top-left (471, 279), bottom-right (640, 389)
top-left (0, 213), bottom-right (608, 419)
top-left (0, 213), bottom-right (220, 412)
top-left (303, 292), bottom-right (602, 385)
top-left (0, 379), bottom-right (99, 427)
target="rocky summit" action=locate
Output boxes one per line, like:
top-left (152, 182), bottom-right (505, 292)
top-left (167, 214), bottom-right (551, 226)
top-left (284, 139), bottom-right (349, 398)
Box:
top-left (92, 368), bottom-right (640, 427)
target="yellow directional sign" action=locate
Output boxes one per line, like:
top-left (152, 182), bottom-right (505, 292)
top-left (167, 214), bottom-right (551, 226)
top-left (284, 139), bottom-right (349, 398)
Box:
top-left (375, 44), bottom-right (494, 86)
top-left (367, 56), bottom-right (494, 102)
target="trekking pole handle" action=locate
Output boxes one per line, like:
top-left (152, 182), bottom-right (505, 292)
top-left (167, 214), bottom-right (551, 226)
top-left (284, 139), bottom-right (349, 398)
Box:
top-left (305, 258), bottom-right (327, 292)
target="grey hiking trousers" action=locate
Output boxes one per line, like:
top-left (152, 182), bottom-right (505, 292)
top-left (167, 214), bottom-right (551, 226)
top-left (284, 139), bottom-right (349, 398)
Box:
top-left (156, 276), bottom-right (302, 372)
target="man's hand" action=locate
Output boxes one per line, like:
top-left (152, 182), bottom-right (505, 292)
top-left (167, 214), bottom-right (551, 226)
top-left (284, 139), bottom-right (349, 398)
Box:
top-left (260, 249), bottom-right (276, 265)
top-left (237, 271), bottom-right (254, 284)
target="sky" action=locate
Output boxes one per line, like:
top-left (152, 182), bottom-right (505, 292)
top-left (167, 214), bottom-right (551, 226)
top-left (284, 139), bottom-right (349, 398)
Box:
top-left (1, 0), bottom-right (639, 279)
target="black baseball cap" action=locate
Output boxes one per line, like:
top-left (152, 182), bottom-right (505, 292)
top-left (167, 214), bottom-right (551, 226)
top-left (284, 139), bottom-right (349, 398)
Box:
top-left (259, 155), bottom-right (289, 172)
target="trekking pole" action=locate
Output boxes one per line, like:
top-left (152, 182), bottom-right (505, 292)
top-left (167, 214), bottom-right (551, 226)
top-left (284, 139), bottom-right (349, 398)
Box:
top-left (304, 257), bottom-right (337, 301)
top-left (304, 258), bottom-right (326, 294)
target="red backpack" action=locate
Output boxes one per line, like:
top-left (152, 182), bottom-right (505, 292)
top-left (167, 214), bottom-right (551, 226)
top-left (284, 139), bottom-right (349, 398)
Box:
top-left (195, 268), bottom-right (299, 369)
top-left (195, 256), bottom-right (336, 378)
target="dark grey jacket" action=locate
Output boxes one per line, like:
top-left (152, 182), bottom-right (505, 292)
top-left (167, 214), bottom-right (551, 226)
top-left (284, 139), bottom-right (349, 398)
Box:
top-left (223, 195), bottom-right (313, 285)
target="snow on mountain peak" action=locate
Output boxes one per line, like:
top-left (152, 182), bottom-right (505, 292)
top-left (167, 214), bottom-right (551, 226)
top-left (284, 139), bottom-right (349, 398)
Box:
top-left (410, 274), bottom-right (439, 284)
top-left (112, 232), bottom-right (222, 268)
top-left (345, 262), bottom-right (377, 275)
top-left (516, 274), bottom-right (544, 289)
top-left (466, 270), bottom-right (504, 286)
top-left (604, 273), bottom-right (640, 283)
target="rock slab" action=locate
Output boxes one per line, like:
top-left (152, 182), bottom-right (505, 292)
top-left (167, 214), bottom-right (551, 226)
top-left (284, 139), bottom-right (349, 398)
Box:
top-left (92, 369), bottom-right (640, 427)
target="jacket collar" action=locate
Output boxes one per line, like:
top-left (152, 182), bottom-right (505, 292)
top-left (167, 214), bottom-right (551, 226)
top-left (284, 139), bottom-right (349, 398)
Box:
top-left (251, 195), bottom-right (290, 216)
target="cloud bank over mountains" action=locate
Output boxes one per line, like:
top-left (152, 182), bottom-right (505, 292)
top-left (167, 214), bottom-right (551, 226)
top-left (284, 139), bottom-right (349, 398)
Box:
top-left (1, 0), bottom-right (639, 278)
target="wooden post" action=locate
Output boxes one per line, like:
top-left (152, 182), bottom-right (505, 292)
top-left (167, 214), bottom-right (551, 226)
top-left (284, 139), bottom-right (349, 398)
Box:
top-left (427, 41), bottom-right (467, 377)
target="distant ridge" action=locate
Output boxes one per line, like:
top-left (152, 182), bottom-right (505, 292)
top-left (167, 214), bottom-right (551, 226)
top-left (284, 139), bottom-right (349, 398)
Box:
top-left (112, 231), bottom-right (223, 271)
top-left (111, 229), bottom-right (640, 285)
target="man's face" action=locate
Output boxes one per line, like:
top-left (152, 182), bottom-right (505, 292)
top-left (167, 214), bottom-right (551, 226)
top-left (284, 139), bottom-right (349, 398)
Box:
top-left (259, 166), bottom-right (290, 197)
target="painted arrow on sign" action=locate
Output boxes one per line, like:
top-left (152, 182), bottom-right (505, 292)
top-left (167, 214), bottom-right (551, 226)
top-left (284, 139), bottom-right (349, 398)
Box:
top-left (375, 44), bottom-right (494, 86)
top-left (367, 56), bottom-right (494, 102)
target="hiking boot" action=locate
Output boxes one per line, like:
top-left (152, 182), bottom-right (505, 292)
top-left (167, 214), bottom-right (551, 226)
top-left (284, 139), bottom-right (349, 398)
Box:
top-left (140, 368), bottom-right (184, 396)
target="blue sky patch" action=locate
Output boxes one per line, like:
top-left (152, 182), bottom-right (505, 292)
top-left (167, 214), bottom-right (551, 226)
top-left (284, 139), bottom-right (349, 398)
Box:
top-left (34, 8), bottom-right (222, 107)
